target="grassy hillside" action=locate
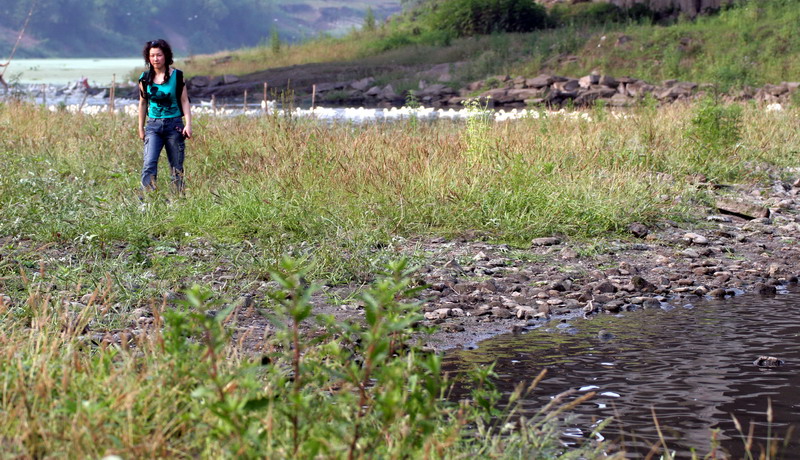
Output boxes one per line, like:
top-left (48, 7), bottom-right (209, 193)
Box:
top-left (184, 0), bottom-right (800, 91)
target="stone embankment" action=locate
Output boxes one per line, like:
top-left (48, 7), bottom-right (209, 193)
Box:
top-left (305, 72), bottom-right (800, 109)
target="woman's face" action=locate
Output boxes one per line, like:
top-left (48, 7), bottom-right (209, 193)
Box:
top-left (149, 47), bottom-right (166, 70)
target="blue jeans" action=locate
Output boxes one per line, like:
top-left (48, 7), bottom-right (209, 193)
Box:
top-left (141, 116), bottom-right (185, 192)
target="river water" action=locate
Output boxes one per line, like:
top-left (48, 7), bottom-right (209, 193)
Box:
top-left (3, 58), bottom-right (142, 86)
top-left (443, 291), bottom-right (800, 458)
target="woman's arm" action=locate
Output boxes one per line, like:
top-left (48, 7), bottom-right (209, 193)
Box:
top-left (180, 86), bottom-right (192, 139)
top-left (138, 83), bottom-right (147, 141)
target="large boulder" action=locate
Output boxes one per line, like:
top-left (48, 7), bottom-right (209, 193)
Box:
top-left (501, 88), bottom-right (545, 103)
top-left (574, 87), bottom-right (617, 105)
top-left (350, 77), bottom-right (375, 91)
top-left (526, 74), bottom-right (555, 88)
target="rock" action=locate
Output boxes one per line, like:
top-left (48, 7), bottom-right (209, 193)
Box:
top-left (574, 87), bottom-right (617, 105)
top-left (642, 298), bottom-right (662, 309)
top-left (578, 74), bottom-right (600, 88)
top-left (598, 330), bottom-right (615, 340)
top-left (550, 279), bottom-right (572, 292)
top-left (598, 75), bottom-right (618, 88)
top-left (603, 301), bottom-right (624, 312)
top-left (351, 77), bottom-right (376, 91)
top-left (424, 308), bottom-right (451, 320)
top-left (502, 88), bottom-right (544, 102)
top-left (708, 288), bottom-right (727, 298)
top-left (532, 237), bottom-right (561, 247)
top-left (631, 276), bottom-right (656, 292)
top-left (716, 198), bottom-right (770, 220)
top-left (753, 356), bottom-right (784, 367)
top-left (526, 74), bottom-right (555, 88)
top-left (626, 80), bottom-right (656, 98)
top-left (629, 222), bottom-right (649, 238)
top-left (683, 233), bottom-right (709, 245)
top-left (443, 258), bottom-right (465, 273)
top-left (477, 280), bottom-right (499, 292)
top-left (492, 307), bottom-right (513, 319)
top-left (595, 281), bottom-right (617, 294)
top-left (188, 75), bottom-right (209, 87)
top-left (552, 79), bottom-right (580, 92)
top-left (753, 283), bottom-right (777, 295)
top-left (365, 86), bottom-right (382, 97)
top-left (515, 306), bottom-right (536, 319)
top-left (222, 74), bottom-right (240, 84)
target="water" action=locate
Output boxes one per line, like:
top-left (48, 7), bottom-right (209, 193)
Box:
top-left (3, 58), bottom-right (142, 86)
top-left (444, 292), bottom-right (800, 458)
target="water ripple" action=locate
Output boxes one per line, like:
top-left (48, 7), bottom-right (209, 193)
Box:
top-left (444, 291), bottom-right (800, 457)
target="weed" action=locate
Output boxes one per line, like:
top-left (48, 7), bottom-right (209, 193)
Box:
top-left (462, 97), bottom-right (495, 167)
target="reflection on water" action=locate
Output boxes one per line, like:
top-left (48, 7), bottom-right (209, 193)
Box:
top-left (444, 292), bottom-right (800, 458)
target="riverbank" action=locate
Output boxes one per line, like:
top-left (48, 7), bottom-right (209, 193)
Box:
top-left (1, 97), bottom-right (798, 457)
top-left (1, 99), bottom-right (799, 354)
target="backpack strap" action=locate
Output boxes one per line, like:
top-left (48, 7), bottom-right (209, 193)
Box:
top-left (138, 71), bottom-right (149, 101)
top-left (175, 69), bottom-right (188, 117)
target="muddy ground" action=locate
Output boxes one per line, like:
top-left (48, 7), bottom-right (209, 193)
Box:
top-left (3, 176), bottom-right (799, 355)
top-left (305, 176), bottom-right (800, 352)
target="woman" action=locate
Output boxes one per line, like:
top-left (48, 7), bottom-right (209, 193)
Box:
top-left (138, 39), bottom-right (192, 193)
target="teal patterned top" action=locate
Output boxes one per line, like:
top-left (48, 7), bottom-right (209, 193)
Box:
top-left (140, 70), bottom-right (182, 119)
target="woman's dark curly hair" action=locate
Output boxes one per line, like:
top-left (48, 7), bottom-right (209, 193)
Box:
top-left (141, 39), bottom-right (174, 91)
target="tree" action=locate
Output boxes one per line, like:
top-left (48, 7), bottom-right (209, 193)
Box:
top-left (431, 0), bottom-right (549, 37)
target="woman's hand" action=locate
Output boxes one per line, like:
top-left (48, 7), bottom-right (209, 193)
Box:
top-left (138, 127), bottom-right (145, 141)
top-left (182, 125), bottom-right (192, 139)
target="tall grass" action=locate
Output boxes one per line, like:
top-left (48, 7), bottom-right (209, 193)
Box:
top-left (1, 100), bottom-right (799, 291)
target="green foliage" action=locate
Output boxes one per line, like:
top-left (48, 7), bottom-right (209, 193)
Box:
top-left (431, 0), bottom-right (549, 37)
top-left (689, 96), bottom-right (743, 154)
top-left (462, 97), bottom-right (495, 167)
top-left (363, 6), bottom-right (377, 32)
top-left (550, 2), bottom-right (654, 26)
top-left (685, 95), bottom-right (744, 180)
top-left (270, 26), bottom-right (282, 55)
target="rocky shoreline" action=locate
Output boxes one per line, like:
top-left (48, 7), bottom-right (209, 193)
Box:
top-left (314, 175), bottom-right (800, 351)
top-left (181, 62), bottom-right (800, 109)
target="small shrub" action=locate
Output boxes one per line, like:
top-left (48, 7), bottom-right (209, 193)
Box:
top-left (689, 95), bottom-right (742, 154)
top-left (363, 7), bottom-right (377, 32)
top-left (685, 95), bottom-right (743, 179)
